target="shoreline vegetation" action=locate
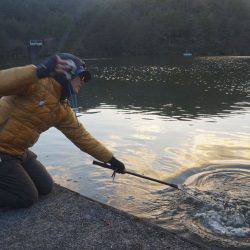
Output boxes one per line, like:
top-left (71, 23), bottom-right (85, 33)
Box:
top-left (0, 0), bottom-right (250, 60)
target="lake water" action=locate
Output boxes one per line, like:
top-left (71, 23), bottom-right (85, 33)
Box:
top-left (32, 55), bottom-right (250, 249)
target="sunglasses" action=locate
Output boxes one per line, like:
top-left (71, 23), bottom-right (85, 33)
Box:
top-left (77, 68), bottom-right (92, 83)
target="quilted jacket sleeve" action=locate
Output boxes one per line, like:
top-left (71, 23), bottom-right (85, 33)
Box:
top-left (0, 65), bottom-right (38, 96)
top-left (55, 105), bottom-right (113, 163)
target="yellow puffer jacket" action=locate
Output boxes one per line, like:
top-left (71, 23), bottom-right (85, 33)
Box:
top-left (0, 65), bottom-right (113, 162)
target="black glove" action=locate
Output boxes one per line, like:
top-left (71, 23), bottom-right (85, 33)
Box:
top-left (36, 55), bottom-right (59, 79)
top-left (109, 156), bottom-right (125, 174)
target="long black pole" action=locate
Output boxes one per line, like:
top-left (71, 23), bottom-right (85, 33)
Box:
top-left (93, 160), bottom-right (179, 189)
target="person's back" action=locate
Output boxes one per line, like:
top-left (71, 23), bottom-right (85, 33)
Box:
top-left (0, 71), bottom-right (62, 156)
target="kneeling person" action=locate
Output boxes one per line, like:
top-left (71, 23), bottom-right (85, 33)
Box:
top-left (0, 53), bottom-right (125, 209)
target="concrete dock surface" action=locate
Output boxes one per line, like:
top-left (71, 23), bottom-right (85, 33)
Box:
top-left (0, 184), bottom-right (202, 249)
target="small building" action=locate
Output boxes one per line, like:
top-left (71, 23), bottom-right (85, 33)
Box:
top-left (183, 50), bottom-right (193, 57)
top-left (29, 40), bottom-right (43, 47)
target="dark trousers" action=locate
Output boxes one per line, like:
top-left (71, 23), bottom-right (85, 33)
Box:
top-left (0, 150), bottom-right (53, 209)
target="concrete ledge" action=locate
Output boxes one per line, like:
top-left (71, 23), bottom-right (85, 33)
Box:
top-left (0, 184), bottom-right (201, 249)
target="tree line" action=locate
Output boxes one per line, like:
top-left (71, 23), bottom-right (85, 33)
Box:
top-left (0, 0), bottom-right (250, 60)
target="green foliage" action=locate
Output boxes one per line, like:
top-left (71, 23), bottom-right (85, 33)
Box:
top-left (0, 0), bottom-right (250, 58)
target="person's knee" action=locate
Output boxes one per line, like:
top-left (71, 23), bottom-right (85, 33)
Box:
top-left (39, 179), bottom-right (53, 195)
top-left (18, 189), bottom-right (39, 208)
